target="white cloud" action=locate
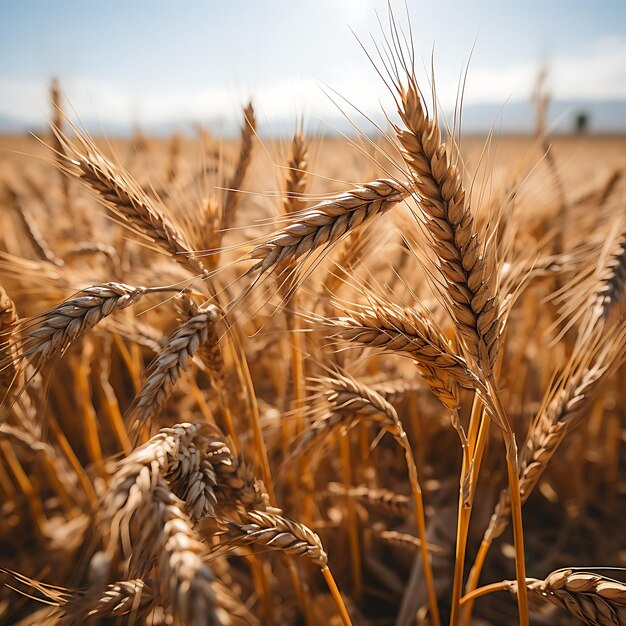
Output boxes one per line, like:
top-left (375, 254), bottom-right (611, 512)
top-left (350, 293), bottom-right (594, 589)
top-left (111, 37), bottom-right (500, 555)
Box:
top-left (551, 37), bottom-right (626, 100)
top-left (1, 36), bottom-right (624, 130)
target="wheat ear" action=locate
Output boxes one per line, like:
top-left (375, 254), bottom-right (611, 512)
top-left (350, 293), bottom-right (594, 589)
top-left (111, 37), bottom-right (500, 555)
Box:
top-left (205, 437), bottom-right (268, 514)
top-left (282, 129), bottom-right (308, 216)
top-left (246, 178), bottom-right (410, 276)
top-left (485, 322), bottom-right (626, 543)
top-left (161, 431), bottom-right (219, 524)
top-left (319, 299), bottom-right (475, 409)
top-left (555, 221), bottom-right (626, 337)
top-left (394, 80), bottom-right (501, 378)
top-left (377, 530), bottom-right (444, 554)
top-left (328, 483), bottom-right (410, 518)
top-left (113, 423), bottom-right (218, 520)
top-left (0, 287), bottom-right (18, 397)
top-left (392, 72), bottom-right (530, 624)
top-left (5, 185), bottom-right (63, 266)
top-left (589, 223), bottom-right (626, 323)
top-left (277, 129), bottom-right (309, 303)
top-left (0, 571), bottom-right (154, 623)
top-left (223, 101), bottom-right (256, 224)
top-left (101, 425), bottom-right (227, 625)
top-left (224, 510), bottom-right (328, 566)
top-left (179, 296), bottom-right (232, 419)
top-left (314, 372), bottom-right (440, 626)
top-left (55, 127), bottom-right (208, 277)
top-left (19, 283), bottom-right (149, 366)
top-left (128, 298), bottom-right (219, 434)
top-left (292, 373), bottom-right (402, 460)
top-left (521, 570), bottom-right (626, 626)
top-left (463, 569), bottom-right (626, 626)
top-left (60, 579), bottom-right (153, 623)
top-left (50, 77), bottom-right (72, 211)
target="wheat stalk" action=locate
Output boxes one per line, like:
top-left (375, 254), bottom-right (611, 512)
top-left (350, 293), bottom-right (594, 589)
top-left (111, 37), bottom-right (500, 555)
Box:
top-left (164, 132), bottom-right (182, 185)
top-left (0, 424), bottom-right (79, 510)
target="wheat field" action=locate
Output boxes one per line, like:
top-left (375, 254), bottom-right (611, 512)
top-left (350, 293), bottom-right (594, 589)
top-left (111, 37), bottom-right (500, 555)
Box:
top-left (0, 25), bottom-right (625, 626)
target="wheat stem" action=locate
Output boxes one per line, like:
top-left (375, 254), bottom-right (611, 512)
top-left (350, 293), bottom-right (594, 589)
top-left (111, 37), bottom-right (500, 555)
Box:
top-left (321, 566), bottom-right (353, 626)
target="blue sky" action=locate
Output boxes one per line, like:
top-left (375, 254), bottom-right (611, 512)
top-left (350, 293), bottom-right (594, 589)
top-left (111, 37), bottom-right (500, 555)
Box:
top-left (1, 1), bottom-right (625, 131)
